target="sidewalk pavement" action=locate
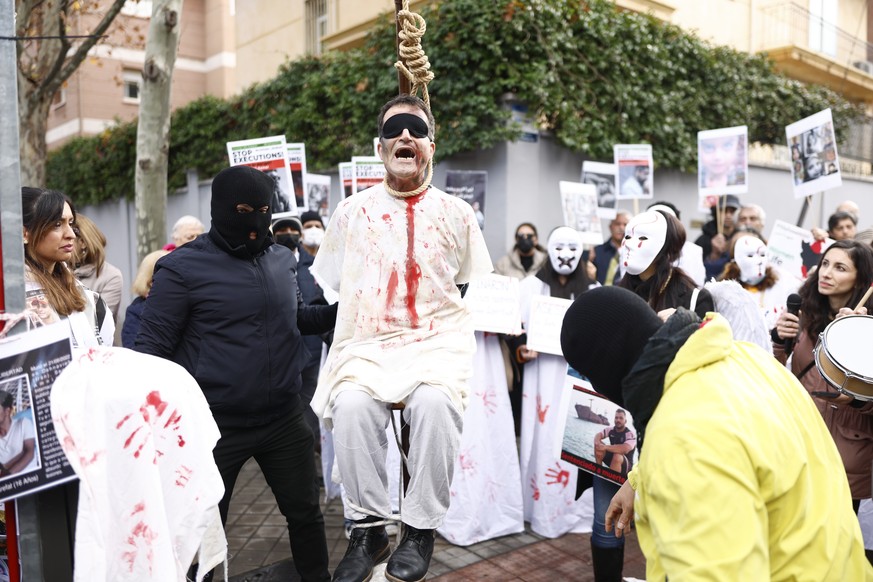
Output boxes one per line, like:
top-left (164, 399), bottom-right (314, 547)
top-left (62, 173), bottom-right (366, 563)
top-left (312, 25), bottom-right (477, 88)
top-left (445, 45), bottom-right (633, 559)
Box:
top-left (218, 459), bottom-right (647, 581)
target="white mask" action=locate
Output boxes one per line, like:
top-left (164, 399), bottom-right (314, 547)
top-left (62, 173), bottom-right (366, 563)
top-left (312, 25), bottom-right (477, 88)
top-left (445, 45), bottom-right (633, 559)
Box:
top-left (734, 235), bottom-right (767, 285)
top-left (302, 227), bottom-right (324, 248)
top-left (547, 227), bottom-right (584, 275)
top-left (621, 211), bottom-right (667, 276)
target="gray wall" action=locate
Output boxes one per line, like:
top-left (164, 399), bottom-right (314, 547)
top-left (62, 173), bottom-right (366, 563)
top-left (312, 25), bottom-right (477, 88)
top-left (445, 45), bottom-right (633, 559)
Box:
top-left (80, 139), bottom-right (873, 330)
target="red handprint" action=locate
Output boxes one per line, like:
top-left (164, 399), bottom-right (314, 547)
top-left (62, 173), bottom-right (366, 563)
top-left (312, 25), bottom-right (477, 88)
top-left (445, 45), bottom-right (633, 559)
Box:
top-left (530, 477), bottom-right (540, 501)
top-left (545, 462), bottom-right (570, 489)
top-left (476, 388), bottom-right (498, 415)
top-left (459, 448), bottom-right (477, 476)
top-left (536, 394), bottom-right (549, 424)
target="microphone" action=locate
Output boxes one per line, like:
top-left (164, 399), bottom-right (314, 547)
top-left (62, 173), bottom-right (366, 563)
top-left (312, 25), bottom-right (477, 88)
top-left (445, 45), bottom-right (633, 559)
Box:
top-left (784, 293), bottom-right (802, 356)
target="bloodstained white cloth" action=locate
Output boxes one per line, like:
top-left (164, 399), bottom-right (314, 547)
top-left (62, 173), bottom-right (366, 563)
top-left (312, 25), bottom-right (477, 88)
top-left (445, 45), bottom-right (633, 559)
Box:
top-left (310, 184), bottom-right (493, 426)
top-left (438, 332), bottom-right (524, 545)
top-left (519, 277), bottom-right (591, 538)
top-left (51, 347), bottom-right (226, 582)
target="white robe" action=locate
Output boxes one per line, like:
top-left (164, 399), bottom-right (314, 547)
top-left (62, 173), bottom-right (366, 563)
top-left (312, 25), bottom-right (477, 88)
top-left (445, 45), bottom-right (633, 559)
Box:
top-left (51, 347), bottom-right (226, 582)
top-left (519, 277), bottom-right (590, 538)
top-left (438, 332), bottom-right (524, 545)
top-left (311, 184), bottom-right (493, 426)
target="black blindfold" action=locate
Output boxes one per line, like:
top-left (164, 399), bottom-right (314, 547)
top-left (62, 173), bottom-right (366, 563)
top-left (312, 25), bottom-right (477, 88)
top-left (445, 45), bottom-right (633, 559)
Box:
top-left (381, 113), bottom-right (430, 139)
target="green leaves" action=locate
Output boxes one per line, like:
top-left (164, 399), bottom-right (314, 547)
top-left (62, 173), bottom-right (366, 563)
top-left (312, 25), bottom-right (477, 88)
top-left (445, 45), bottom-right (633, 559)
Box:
top-left (46, 0), bottom-right (861, 205)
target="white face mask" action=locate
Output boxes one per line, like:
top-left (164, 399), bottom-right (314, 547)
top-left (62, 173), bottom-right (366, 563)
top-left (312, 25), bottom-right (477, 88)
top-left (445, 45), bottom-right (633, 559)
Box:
top-left (547, 227), bottom-right (584, 275)
top-left (734, 235), bottom-right (767, 285)
top-left (621, 211), bottom-right (667, 276)
top-left (302, 227), bottom-right (324, 248)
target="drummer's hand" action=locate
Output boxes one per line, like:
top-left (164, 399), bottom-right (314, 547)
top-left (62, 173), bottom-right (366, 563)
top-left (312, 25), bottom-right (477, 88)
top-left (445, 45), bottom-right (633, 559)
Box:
top-left (837, 306), bottom-right (868, 319)
top-left (775, 310), bottom-right (800, 340)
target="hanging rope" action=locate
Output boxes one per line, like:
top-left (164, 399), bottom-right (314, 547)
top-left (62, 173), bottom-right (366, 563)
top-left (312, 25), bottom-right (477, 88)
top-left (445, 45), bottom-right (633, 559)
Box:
top-left (384, 0), bottom-right (435, 199)
top-left (394, 0), bottom-right (434, 109)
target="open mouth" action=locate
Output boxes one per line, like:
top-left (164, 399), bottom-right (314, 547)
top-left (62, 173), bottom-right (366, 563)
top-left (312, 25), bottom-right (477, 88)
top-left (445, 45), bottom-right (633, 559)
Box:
top-left (395, 147), bottom-right (416, 160)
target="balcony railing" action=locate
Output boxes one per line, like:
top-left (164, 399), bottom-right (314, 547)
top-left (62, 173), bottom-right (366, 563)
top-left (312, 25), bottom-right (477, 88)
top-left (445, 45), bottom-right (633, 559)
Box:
top-left (757, 1), bottom-right (873, 75)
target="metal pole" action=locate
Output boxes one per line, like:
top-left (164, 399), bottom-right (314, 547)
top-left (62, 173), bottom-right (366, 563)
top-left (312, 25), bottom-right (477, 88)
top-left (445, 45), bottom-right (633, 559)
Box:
top-left (0, 2), bottom-right (46, 580)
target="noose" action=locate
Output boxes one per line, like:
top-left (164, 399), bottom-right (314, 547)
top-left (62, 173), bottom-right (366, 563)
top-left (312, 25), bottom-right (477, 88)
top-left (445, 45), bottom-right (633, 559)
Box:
top-left (383, 0), bottom-right (435, 199)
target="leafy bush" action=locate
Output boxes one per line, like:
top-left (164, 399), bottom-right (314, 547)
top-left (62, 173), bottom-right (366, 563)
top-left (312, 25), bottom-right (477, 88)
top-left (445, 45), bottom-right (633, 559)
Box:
top-left (47, 0), bottom-right (862, 205)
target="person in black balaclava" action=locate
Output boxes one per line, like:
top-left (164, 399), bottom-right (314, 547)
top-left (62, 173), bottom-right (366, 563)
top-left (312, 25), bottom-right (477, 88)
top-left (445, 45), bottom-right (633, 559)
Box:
top-left (559, 286), bottom-right (873, 580)
top-left (135, 165), bottom-right (338, 582)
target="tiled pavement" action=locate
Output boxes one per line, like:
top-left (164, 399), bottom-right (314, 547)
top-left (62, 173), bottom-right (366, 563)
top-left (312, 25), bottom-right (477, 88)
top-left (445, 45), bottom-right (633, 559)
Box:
top-left (218, 458), bottom-right (647, 581)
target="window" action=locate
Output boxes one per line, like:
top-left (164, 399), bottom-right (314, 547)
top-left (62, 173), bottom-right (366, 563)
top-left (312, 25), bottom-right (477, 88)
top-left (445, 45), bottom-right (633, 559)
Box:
top-left (123, 70), bottom-right (142, 104)
top-left (51, 88), bottom-right (66, 110)
top-left (306, 0), bottom-right (330, 56)
top-left (808, 0), bottom-right (838, 57)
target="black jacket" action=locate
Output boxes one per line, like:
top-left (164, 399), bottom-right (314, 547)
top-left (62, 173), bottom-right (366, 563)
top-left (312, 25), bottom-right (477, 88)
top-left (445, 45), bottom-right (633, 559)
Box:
top-left (134, 229), bottom-right (337, 428)
top-left (297, 247), bottom-right (329, 369)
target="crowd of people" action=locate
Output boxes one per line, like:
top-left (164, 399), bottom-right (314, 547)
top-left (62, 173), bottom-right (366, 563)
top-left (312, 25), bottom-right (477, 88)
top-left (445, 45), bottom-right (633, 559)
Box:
top-left (11, 93), bottom-right (873, 582)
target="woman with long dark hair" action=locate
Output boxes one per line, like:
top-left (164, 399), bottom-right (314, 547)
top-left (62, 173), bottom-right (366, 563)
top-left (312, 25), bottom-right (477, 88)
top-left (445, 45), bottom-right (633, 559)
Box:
top-left (618, 210), bottom-right (713, 317)
top-left (22, 187), bottom-right (114, 346)
top-left (773, 239), bottom-right (873, 512)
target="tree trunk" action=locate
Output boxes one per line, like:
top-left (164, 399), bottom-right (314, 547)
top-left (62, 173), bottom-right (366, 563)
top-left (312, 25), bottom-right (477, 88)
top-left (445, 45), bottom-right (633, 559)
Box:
top-left (18, 92), bottom-right (51, 187)
top-left (135, 0), bottom-right (183, 263)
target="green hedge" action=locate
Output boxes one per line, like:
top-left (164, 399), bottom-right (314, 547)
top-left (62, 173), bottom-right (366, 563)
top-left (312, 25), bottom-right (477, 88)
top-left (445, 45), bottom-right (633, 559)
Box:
top-left (47, 0), bottom-right (862, 205)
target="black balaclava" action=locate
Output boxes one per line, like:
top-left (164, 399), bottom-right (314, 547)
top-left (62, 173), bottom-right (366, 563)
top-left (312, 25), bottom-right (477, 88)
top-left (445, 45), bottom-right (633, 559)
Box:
top-left (211, 166), bottom-right (274, 256)
top-left (560, 286), bottom-right (663, 406)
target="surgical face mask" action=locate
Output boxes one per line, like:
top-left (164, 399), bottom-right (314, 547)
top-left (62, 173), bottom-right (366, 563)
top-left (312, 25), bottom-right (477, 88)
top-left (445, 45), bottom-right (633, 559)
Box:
top-left (547, 227), bottom-right (584, 275)
top-left (621, 211), bottom-right (667, 276)
top-left (302, 227), bottom-right (324, 248)
top-left (516, 233), bottom-right (535, 254)
top-left (734, 235), bottom-right (767, 285)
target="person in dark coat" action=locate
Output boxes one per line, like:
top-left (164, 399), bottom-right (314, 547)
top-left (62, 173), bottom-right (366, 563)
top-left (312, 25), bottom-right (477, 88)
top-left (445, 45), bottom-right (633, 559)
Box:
top-left (135, 166), bottom-right (337, 582)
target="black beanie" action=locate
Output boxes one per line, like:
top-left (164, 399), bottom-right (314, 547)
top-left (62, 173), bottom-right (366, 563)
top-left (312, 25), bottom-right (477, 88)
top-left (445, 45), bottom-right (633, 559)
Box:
top-left (211, 166), bottom-right (274, 256)
top-left (300, 210), bottom-right (324, 228)
top-left (560, 286), bottom-right (663, 405)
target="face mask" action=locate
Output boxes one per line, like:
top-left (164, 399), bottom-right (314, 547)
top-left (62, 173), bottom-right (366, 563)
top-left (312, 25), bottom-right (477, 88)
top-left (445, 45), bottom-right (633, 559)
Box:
top-left (621, 211), bottom-right (667, 276)
top-left (302, 227), bottom-right (324, 248)
top-left (275, 233), bottom-right (300, 251)
top-left (734, 235), bottom-right (767, 285)
top-left (211, 166), bottom-right (273, 256)
top-left (516, 234), bottom-right (535, 254)
top-left (547, 227), bottom-right (584, 275)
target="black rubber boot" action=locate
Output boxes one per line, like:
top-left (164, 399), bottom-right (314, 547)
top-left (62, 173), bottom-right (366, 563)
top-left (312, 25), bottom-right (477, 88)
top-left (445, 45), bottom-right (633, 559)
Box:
top-left (385, 524), bottom-right (435, 582)
top-left (591, 539), bottom-right (624, 582)
top-left (332, 519), bottom-right (390, 582)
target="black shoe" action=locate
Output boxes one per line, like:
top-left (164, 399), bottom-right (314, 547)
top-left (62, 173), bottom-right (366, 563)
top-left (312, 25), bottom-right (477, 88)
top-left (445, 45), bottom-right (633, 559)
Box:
top-left (385, 525), bottom-right (434, 582)
top-left (590, 539), bottom-right (624, 582)
top-left (332, 523), bottom-right (390, 582)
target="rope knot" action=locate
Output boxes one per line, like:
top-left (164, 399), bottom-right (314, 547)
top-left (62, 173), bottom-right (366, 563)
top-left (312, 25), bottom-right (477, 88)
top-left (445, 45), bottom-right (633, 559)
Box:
top-left (394, 8), bottom-right (433, 107)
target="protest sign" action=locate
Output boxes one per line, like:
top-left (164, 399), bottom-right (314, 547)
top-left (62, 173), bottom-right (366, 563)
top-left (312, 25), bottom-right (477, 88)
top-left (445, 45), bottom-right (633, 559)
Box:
top-left (339, 162), bottom-right (353, 198)
top-left (226, 135), bottom-right (297, 216)
top-left (698, 125), bottom-right (748, 197)
top-left (525, 295), bottom-right (572, 356)
top-left (560, 181), bottom-right (604, 246)
top-left (559, 368), bottom-right (637, 486)
top-left (306, 173), bottom-right (331, 222)
top-left (463, 274), bottom-right (521, 334)
top-left (351, 156), bottom-right (386, 194)
top-left (614, 144), bottom-right (654, 200)
top-left (445, 171), bottom-right (487, 231)
top-left (286, 143), bottom-right (308, 211)
top-left (581, 161), bottom-right (617, 219)
top-left (0, 325), bottom-right (75, 502)
top-left (767, 219), bottom-right (833, 280)
top-left (786, 109), bottom-right (842, 198)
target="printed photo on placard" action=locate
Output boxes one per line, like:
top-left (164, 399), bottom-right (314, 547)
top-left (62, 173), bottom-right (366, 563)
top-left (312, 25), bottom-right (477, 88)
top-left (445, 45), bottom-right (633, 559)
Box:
top-left (286, 143), bottom-right (308, 212)
top-left (445, 171), bottom-right (487, 231)
top-left (559, 181), bottom-right (604, 246)
top-left (226, 135), bottom-right (297, 217)
top-left (339, 162), bottom-right (354, 198)
top-left (614, 144), bottom-right (653, 200)
top-left (767, 219), bottom-right (833, 280)
top-left (698, 125), bottom-right (748, 196)
top-left (306, 173), bottom-right (331, 221)
top-left (786, 109), bottom-right (842, 198)
top-left (560, 367), bottom-right (637, 486)
top-left (0, 325), bottom-right (75, 502)
top-left (581, 161), bottom-right (617, 217)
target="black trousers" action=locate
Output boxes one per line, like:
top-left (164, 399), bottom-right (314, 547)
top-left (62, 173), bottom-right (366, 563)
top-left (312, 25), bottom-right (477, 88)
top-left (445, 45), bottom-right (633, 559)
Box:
top-left (214, 403), bottom-right (330, 582)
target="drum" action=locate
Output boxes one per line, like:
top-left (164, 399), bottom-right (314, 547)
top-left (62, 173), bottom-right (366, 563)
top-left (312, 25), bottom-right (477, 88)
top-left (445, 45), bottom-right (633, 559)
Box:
top-left (814, 315), bottom-right (873, 400)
